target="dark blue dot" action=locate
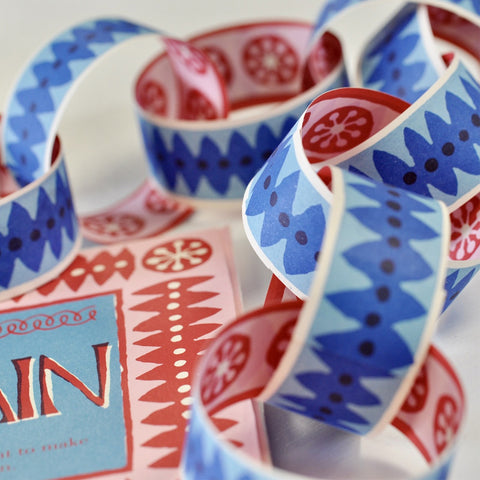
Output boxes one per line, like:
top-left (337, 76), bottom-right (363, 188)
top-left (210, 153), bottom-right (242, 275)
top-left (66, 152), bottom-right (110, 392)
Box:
top-left (386, 200), bottom-right (401, 211)
top-left (197, 159), bottom-right (208, 170)
top-left (30, 229), bottom-right (41, 241)
top-left (359, 341), bottom-right (375, 357)
top-left (442, 142), bottom-right (455, 156)
top-left (339, 374), bottom-right (353, 385)
top-left (403, 171), bottom-right (417, 185)
top-left (8, 237), bottom-right (22, 252)
top-left (47, 218), bottom-right (55, 229)
top-left (295, 230), bottom-right (308, 245)
top-left (459, 130), bottom-right (469, 141)
top-left (329, 393), bottom-right (342, 403)
top-left (278, 213), bottom-right (290, 227)
top-left (270, 191), bottom-right (277, 206)
top-left (388, 236), bottom-right (401, 248)
top-left (319, 406), bottom-right (332, 415)
top-left (388, 216), bottom-right (402, 228)
top-left (380, 259), bottom-right (394, 274)
top-left (366, 313), bottom-right (381, 327)
top-left (264, 175), bottom-right (271, 189)
top-left (425, 158), bottom-right (438, 172)
top-left (376, 286), bottom-right (390, 302)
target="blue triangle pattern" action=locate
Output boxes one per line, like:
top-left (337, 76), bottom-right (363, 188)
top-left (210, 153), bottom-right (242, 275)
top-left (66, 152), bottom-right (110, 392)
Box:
top-left (141, 116), bottom-right (298, 198)
top-left (0, 172), bottom-right (76, 288)
top-left (5, 19), bottom-right (150, 186)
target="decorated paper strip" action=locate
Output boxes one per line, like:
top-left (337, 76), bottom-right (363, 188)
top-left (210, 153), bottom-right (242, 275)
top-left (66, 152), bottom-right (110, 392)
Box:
top-left (136, 22), bottom-right (348, 201)
top-left (0, 227), bottom-right (242, 479)
top-left (243, 58), bottom-right (480, 306)
top-left (181, 301), bottom-right (464, 479)
top-left (80, 179), bottom-right (193, 245)
top-left (0, 17), bottom-right (346, 302)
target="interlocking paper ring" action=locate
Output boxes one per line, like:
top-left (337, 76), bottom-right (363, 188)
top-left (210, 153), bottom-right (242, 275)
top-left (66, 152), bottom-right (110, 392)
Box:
top-left (0, 18), bottom-right (346, 301)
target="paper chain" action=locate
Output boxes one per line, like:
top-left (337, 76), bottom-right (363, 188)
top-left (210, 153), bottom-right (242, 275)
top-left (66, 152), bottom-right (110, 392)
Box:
top-left (0, 0), bottom-right (477, 478)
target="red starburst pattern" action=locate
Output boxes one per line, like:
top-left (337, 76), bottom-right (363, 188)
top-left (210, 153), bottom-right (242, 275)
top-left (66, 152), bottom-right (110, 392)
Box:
top-left (144, 188), bottom-right (179, 213)
top-left (138, 80), bottom-right (167, 116)
top-left (200, 333), bottom-right (250, 406)
top-left (450, 195), bottom-right (480, 261)
top-left (303, 106), bottom-right (374, 155)
top-left (434, 395), bottom-right (460, 456)
top-left (82, 213), bottom-right (145, 238)
top-left (303, 32), bottom-right (342, 90)
top-left (165, 38), bottom-right (208, 74)
top-left (142, 238), bottom-right (212, 273)
top-left (183, 89), bottom-right (217, 120)
top-left (242, 34), bottom-right (299, 85)
top-left (401, 365), bottom-right (429, 414)
top-left (266, 318), bottom-right (296, 369)
top-left (203, 45), bottom-right (233, 85)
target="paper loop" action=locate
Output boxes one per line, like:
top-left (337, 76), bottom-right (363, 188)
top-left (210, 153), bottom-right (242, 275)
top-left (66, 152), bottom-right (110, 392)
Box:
top-left (182, 301), bottom-right (465, 479)
top-left (243, 3), bottom-right (480, 307)
top-left (0, 18), bottom-right (345, 301)
top-left (135, 22), bottom-right (347, 202)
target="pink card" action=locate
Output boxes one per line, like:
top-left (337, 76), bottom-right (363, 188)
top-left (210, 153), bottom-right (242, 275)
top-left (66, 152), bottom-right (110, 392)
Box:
top-left (0, 227), bottom-right (242, 479)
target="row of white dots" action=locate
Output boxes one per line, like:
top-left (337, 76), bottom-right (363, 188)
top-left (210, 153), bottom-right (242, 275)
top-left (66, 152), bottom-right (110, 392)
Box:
top-left (70, 260), bottom-right (129, 277)
top-left (167, 281), bottom-right (191, 419)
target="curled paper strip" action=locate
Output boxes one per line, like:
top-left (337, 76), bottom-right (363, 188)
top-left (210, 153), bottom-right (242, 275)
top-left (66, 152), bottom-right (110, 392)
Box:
top-left (182, 301), bottom-right (465, 479)
top-left (243, 60), bottom-right (480, 306)
top-left (0, 17), bottom-right (345, 301)
top-left (136, 21), bottom-right (347, 201)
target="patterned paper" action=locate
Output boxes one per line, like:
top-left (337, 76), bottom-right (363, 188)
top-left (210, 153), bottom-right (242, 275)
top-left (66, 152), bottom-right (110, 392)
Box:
top-left (0, 227), bottom-right (242, 480)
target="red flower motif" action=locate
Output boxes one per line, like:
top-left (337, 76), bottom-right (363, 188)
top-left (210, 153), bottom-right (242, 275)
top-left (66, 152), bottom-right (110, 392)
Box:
top-left (450, 195), bottom-right (480, 261)
top-left (242, 34), bottom-right (299, 85)
top-left (201, 333), bottom-right (250, 405)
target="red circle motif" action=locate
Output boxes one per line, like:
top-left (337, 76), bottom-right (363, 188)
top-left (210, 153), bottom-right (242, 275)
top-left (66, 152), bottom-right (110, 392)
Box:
top-left (434, 395), bottom-right (460, 455)
top-left (266, 318), bottom-right (296, 370)
top-left (203, 45), bottom-right (233, 85)
top-left (303, 106), bottom-right (374, 155)
top-left (138, 80), bottom-right (167, 115)
top-left (167, 39), bottom-right (208, 74)
top-left (201, 333), bottom-right (250, 405)
top-left (242, 34), bottom-right (299, 85)
top-left (450, 195), bottom-right (480, 261)
top-left (184, 89), bottom-right (217, 120)
top-left (83, 213), bottom-right (145, 238)
top-left (142, 238), bottom-right (212, 273)
top-left (401, 365), bottom-right (429, 414)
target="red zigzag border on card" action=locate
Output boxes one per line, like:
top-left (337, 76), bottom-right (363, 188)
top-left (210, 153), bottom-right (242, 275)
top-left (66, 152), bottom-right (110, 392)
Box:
top-left (131, 275), bottom-right (238, 469)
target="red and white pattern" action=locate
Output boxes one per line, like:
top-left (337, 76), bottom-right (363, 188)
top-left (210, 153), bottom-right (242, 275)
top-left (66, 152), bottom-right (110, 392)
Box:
top-left (303, 106), bottom-right (374, 155)
top-left (266, 318), bottom-right (296, 370)
top-left (142, 237), bottom-right (212, 273)
top-left (184, 88), bottom-right (217, 120)
top-left (401, 365), bottom-right (429, 414)
top-left (136, 80), bottom-right (168, 116)
top-left (0, 228), bottom-right (242, 479)
top-left (450, 194), bottom-right (480, 261)
top-left (201, 333), bottom-right (250, 405)
top-left (301, 94), bottom-right (409, 164)
top-left (303, 32), bottom-right (342, 90)
top-left (242, 34), bottom-right (299, 86)
top-left (81, 180), bottom-right (192, 245)
top-left (393, 346), bottom-right (465, 465)
top-left (203, 45), bottom-right (233, 86)
top-left (164, 37), bottom-right (229, 120)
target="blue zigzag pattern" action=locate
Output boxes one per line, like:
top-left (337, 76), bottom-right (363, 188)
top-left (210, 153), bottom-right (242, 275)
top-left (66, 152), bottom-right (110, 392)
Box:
top-left (0, 171), bottom-right (77, 289)
top-left (272, 171), bottom-right (445, 433)
top-left (4, 19), bottom-right (152, 186)
top-left (140, 117), bottom-right (298, 197)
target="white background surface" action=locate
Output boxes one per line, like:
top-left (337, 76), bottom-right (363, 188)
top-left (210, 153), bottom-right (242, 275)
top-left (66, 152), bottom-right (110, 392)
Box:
top-left (0, 1), bottom-right (478, 479)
